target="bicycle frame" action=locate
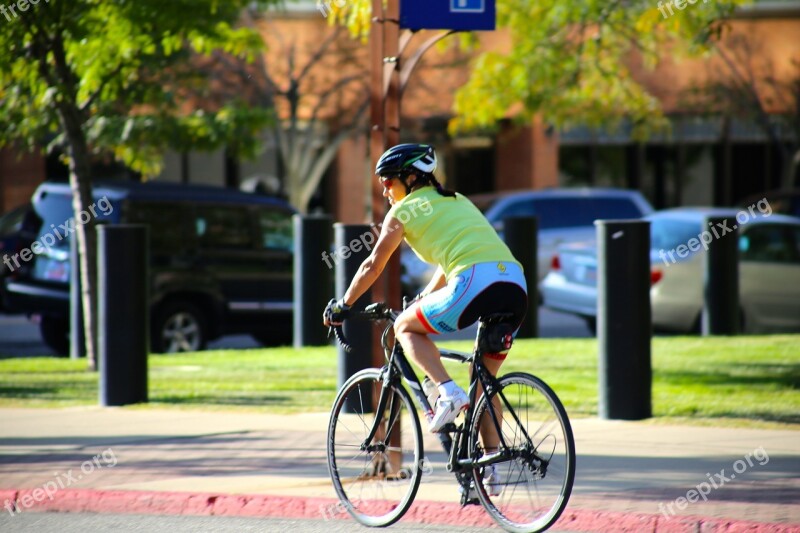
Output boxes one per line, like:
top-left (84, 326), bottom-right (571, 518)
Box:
top-left (358, 317), bottom-right (535, 477)
top-left (329, 304), bottom-right (576, 531)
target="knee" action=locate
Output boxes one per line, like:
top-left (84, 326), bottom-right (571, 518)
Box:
top-left (394, 313), bottom-right (413, 339)
top-left (393, 309), bottom-right (423, 342)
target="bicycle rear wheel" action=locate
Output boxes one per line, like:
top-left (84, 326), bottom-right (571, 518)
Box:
top-left (468, 372), bottom-right (575, 533)
top-left (326, 368), bottom-right (423, 527)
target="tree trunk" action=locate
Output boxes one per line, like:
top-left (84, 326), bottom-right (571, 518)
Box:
top-left (288, 169), bottom-right (307, 214)
top-left (57, 103), bottom-right (98, 371)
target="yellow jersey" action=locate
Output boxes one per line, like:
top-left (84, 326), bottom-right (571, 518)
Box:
top-left (387, 187), bottom-right (521, 280)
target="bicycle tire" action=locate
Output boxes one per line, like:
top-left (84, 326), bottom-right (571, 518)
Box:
top-left (468, 372), bottom-right (576, 533)
top-left (326, 368), bottom-right (424, 527)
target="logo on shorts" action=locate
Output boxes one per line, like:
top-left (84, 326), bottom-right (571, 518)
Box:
top-left (497, 262), bottom-right (507, 274)
top-left (437, 321), bottom-right (455, 332)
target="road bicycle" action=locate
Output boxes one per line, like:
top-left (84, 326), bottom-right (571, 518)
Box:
top-left (325, 302), bottom-right (576, 533)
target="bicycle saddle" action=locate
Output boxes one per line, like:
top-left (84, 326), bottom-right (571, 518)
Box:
top-left (479, 312), bottom-right (516, 325)
top-left (477, 314), bottom-right (516, 353)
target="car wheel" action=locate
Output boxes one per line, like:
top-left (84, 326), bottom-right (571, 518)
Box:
top-left (40, 315), bottom-right (69, 357)
top-left (152, 301), bottom-right (207, 353)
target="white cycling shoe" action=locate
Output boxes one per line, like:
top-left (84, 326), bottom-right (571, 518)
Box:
top-left (483, 464), bottom-right (504, 497)
top-left (428, 387), bottom-right (469, 433)
top-left (460, 464), bottom-right (503, 499)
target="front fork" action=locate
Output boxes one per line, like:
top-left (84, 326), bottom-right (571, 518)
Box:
top-left (359, 346), bottom-right (454, 470)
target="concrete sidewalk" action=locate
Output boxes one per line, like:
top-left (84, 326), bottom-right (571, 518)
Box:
top-left (0, 408), bottom-right (798, 531)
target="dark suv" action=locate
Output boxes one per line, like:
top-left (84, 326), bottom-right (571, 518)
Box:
top-left (3, 181), bottom-right (295, 354)
top-left (0, 203), bottom-right (41, 311)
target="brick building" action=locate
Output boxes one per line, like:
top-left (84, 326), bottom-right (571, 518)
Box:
top-left (1, 1), bottom-right (798, 219)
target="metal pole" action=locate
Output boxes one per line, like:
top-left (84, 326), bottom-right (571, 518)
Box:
top-left (369, 0), bottom-right (388, 374)
top-left (335, 224), bottom-right (374, 413)
top-left (293, 214), bottom-right (333, 347)
top-left (98, 225), bottom-right (149, 406)
top-left (596, 220), bottom-right (651, 420)
top-left (69, 234), bottom-right (85, 359)
top-left (504, 216), bottom-right (538, 337)
top-left (384, 0), bottom-right (403, 322)
top-left (702, 216), bottom-right (739, 335)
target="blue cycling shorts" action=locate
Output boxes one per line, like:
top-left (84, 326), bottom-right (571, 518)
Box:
top-left (415, 261), bottom-right (528, 336)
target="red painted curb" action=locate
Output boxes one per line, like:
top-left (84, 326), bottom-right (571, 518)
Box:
top-left (1, 489), bottom-right (797, 532)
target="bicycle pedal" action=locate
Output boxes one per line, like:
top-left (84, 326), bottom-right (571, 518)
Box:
top-left (460, 495), bottom-right (481, 507)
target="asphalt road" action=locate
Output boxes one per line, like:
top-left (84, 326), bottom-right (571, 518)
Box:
top-left (0, 307), bottom-right (591, 358)
top-left (0, 512), bottom-right (500, 533)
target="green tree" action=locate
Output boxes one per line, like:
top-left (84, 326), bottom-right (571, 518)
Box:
top-left (207, 16), bottom-right (370, 212)
top-left (329, 0), bottom-right (747, 138)
top-left (0, 0), bottom-right (274, 369)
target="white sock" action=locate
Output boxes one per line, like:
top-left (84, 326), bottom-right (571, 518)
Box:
top-left (438, 380), bottom-right (460, 398)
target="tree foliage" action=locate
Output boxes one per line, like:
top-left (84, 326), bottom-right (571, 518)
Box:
top-left (205, 14), bottom-right (370, 213)
top-left (0, 0), bottom-right (272, 175)
top-left (0, 0), bottom-right (275, 369)
top-left (328, 0), bottom-right (748, 139)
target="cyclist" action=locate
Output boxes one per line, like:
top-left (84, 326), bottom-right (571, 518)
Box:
top-left (323, 143), bottom-right (528, 441)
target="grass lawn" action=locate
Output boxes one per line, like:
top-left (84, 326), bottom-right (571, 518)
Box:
top-left (0, 335), bottom-right (797, 428)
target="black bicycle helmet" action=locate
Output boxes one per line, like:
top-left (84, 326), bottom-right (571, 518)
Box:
top-left (375, 143), bottom-right (437, 177)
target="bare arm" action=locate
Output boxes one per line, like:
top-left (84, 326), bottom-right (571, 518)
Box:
top-left (342, 213), bottom-right (405, 306)
top-left (419, 265), bottom-right (446, 298)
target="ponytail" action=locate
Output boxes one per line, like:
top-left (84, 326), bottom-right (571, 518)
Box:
top-left (427, 174), bottom-right (456, 198)
top-left (407, 172), bottom-right (457, 198)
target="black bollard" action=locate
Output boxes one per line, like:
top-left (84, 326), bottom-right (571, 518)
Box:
top-left (702, 216), bottom-right (739, 335)
top-left (596, 220), bottom-right (652, 420)
top-left (294, 214), bottom-right (334, 347)
top-left (334, 223), bottom-right (374, 413)
top-left (504, 216), bottom-right (538, 338)
top-left (98, 225), bottom-right (149, 406)
top-left (69, 234), bottom-right (85, 359)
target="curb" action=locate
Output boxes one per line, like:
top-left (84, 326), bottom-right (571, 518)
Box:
top-left (1, 489), bottom-right (797, 532)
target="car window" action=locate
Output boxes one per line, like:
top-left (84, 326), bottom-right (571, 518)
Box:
top-left (195, 205), bottom-right (254, 250)
top-left (33, 192), bottom-right (74, 250)
top-left (739, 225), bottom-right (795, 264)
top-left (492, 197), bottom-right (645, 229)
top-left (33, 192), bottom-right (115, 247)
top-left (257, 210), bottom-right (293, 252)
top-left (650, 219), bottom-right (701, 252)
top-left (127, 203), bottom-right (190, 252)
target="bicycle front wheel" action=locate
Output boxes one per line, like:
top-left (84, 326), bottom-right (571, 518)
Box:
top-left (468, 372), bottom-right (576, 533)
top-left (326, 368), bottom-right (424, 527)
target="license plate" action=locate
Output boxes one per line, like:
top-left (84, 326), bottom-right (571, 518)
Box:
top-left (44, 262), bottom-right (68, 282)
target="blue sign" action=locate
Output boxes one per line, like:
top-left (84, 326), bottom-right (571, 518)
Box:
top-left (400, 0), bottom-right (495, 31)
top-left (451, 0), bottom-right (484, 13)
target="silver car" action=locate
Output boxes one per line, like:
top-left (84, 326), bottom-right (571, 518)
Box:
top-left (541, 208), bottom-right (800, 334)
top-left (401, 188), bottom-right (653, 296)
